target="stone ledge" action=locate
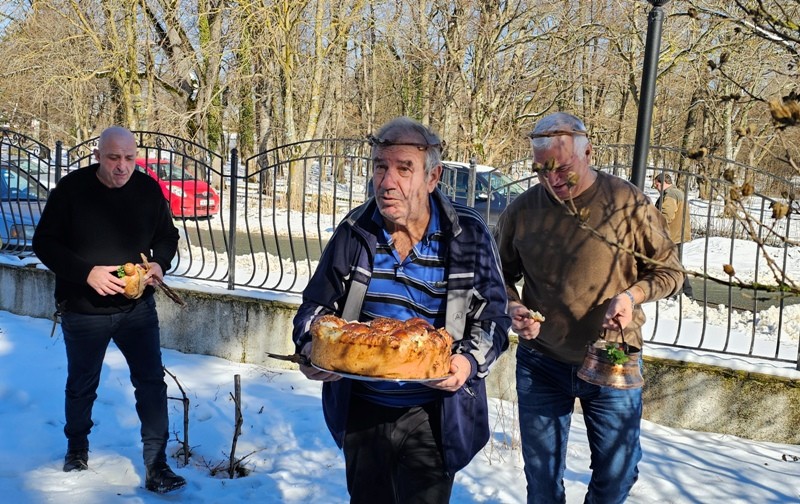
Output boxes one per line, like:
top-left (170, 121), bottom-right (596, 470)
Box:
top-left (642, 356), bottom-right (800, 444)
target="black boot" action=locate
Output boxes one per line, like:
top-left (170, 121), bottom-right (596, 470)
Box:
top-left (145, 461), bottom-right (186, 494)
top-left (63, 448), bottom-right (89, 472)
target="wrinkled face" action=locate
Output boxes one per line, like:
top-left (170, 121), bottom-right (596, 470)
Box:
top-left (534, 135), bottom-right (593, 200)
top-left (94, 133), bottom-right (137, 189)
top-left (372, 144), bottom-right (441, 228)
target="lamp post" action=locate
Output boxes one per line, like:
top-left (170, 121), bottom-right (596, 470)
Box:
top-left (630, 0), bottom-right (670, 190)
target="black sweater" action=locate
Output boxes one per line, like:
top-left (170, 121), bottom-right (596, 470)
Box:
top-left (32, 164), bottom-right (179, 314)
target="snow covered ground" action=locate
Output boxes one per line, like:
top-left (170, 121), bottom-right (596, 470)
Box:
top-left (0, 311), bottom-right (798, 504)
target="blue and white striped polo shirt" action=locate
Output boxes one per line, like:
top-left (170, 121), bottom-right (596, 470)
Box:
top-left (356, 195), bottom-right (448, 407)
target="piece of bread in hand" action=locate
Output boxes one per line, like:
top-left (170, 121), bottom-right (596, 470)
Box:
top-left (529, 309), bottom-right (546, 322)
top-left (118, 262), bottom-right (148, 299)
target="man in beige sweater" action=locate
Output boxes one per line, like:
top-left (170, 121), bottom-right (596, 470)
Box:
top-left (494, 112), bottom-right (683, 504)
top-left (653, 173), bottom-right (694, 298)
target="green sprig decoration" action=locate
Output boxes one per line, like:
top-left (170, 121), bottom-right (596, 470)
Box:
top-left (605, 343), bottom-right (629, 365)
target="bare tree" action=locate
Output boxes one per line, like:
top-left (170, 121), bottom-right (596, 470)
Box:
top-left (0, 0), bottom-right (798, 178)
top-left (142, 0), bottom-right (227, 149)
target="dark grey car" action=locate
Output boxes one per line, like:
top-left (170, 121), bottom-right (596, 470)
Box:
top-left (438, 161), bottom-right (526, 228)
top-left (0, 163), bottom-right (47, 254)
top-left (366, 160), bottom-right (526, 228)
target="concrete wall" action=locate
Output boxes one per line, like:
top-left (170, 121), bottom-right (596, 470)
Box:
top-left (2, 263), bottom-right (797, 444)
top-left (642, 357), bottom-right (800, 444)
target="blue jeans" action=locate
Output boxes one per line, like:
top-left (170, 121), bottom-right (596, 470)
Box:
top-left (516, 345), bottom-right (642, 504)
top-left (61, 296), bottom-right (169, 468)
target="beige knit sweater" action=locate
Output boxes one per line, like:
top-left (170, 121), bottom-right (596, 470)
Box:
top-left (494, 170), bottom-right (683, 365)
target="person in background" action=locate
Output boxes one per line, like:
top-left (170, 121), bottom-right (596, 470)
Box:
top-left (32, 126), bottom-right (185, 494)
top-left (494, 112), bottom-right (683, 504)
top-left (653, 173), bottom-right (694, 298)
top-left (292, 116), bottom-right (510, 503)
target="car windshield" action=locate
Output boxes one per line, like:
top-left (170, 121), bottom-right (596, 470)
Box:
top-left (13, 159), bottom-right (45, 176)
top-left (150, 162), bottom-right (194, 181)
top-left (486, 171), bottom-right (525, 198)
top-left (0, 165), bottom-right (48, 201)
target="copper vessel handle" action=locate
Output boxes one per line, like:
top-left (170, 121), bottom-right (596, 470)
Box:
top-left (602, 327), bottom-right (630, 348)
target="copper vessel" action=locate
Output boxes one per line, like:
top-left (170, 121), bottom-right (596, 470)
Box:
top-left (577, 339), bottom-right (643, 390)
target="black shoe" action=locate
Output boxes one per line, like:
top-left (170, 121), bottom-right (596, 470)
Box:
top-left (145, 462), bottom-right (186, 494)
top-left (63, 448), bottom-right (89, 472)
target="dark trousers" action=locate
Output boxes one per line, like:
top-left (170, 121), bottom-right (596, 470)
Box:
top-left (681, 275), bottom-right (694, 298)
top-left (677, 243), bottom-right (694, 298)
top-left (61, 296), bottom-right (169, 467)
top-left (343, 394), bottom-right (454, 504)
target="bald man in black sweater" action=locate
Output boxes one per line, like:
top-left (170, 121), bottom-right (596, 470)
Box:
top-left (33, 126), bottom-right (185, 493)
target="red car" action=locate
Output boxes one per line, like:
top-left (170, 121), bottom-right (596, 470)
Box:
top-left (135, 158), bottom-right (220, 218)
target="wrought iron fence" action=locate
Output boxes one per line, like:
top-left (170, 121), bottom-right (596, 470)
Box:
top-left (0, 130), bottom-right (797, 367)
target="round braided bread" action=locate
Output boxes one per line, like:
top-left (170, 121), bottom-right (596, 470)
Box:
top-left (310, 315), bottom-right (453, 379)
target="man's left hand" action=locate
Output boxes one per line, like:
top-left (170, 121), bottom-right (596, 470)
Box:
top-left (602, 289), bottom-right (638, 331)
top-left (426, 353), bottom-right (471, 392)
top-left (144, 262), bottom-right (164, 286)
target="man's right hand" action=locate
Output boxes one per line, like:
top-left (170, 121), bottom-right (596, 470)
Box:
top-left (87, 265), bottom-right (126, 296)
top-left (297, 342), bottom-right (341, 382)
top-left (509, 301), bottom-right (542, 340)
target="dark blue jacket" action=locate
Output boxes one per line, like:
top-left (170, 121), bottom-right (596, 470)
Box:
top-left (292, 189), bottom-right (510, 473)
